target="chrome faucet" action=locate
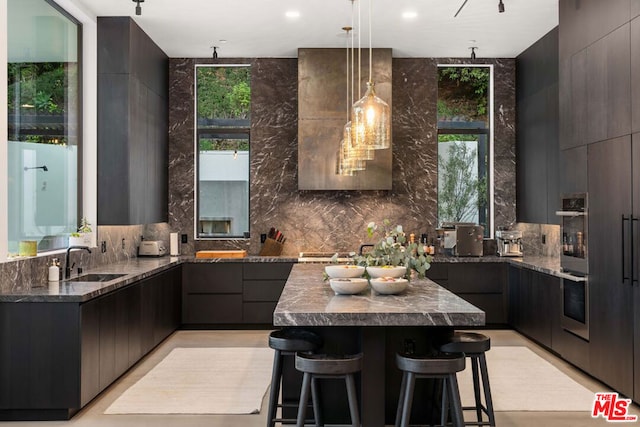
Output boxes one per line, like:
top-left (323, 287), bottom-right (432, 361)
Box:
top-left (65, 246), bottom-right (92, 279)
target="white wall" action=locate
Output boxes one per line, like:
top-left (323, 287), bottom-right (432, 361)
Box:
top-left (1, 0), bottom-right (9, 258)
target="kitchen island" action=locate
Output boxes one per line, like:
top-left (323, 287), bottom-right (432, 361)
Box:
top-left (274, 264), bottom-right (485, 426)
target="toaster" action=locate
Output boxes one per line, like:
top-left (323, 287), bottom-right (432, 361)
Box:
top-left (138, 240), bottom-right (167, 257)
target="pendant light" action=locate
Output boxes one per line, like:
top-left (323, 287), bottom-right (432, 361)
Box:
top-left (351, 0), bottom-right (391, 151)
top-left (337, 25), bottom-right (368, 175)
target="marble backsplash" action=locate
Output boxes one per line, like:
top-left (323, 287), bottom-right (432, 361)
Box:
top-left (168, 57), bottom-right (516, 256)
top-left (514, 222), bottom-right (561, 258)
top-left (0, 223), bottom-right (170, 293)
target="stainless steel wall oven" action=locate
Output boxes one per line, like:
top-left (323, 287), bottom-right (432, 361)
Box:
top-left (556, 193), bottom-right (589, 340)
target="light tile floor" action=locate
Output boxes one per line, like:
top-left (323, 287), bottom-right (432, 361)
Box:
top-left (4, 329), bottom-right (638, 426)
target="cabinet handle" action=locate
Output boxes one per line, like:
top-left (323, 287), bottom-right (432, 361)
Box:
top-left (632, 216), bottom-right (638, 285)
top-left (623, 215), bottom-right (631, 284)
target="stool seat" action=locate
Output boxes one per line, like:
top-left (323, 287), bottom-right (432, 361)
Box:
top-left (439, 331), bottom-right (491, 354)
top-left (268, 328), bottom-right (323, 352)
top-left (295, 352), bottom-right (363, 375)
top-left (396, 352), bottom-right (466, 375)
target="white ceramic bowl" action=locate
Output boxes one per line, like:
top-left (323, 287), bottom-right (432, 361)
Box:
top-left (366, 265), bottom-right (407, 278)
top-left (325, 265), bottom-right (365, 278)
top-left (329, 278), bottom-right (369, 295)
top-left (369, 277), bottom-right (409, 295)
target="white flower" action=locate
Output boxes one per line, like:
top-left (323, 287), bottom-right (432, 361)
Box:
top-left (396, 225), bottom-right (403, 233)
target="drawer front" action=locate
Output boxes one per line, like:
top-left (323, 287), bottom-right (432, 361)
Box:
top-left (243, 302), bottom-right (277, 324)
top-left (446, 263), bottom-right (505, 293)
top-left (183, 263), bottom-right (242, 294)
top-left (183, 294), bottom-right (243, 324)
top-left (243, 263), bottom-right (293, 281)
top-left (243, 280), bottom-right (285, 302)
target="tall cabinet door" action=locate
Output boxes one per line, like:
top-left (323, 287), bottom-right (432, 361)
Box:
top-left (633, 133), bottom-right (640, 400)
top-left (588, 136), bottom-right (634, 397)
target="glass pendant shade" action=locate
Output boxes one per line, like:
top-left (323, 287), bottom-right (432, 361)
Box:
top-left (336, 137), bottom-right (366, 176)
top-left (351, 81), bottom-right (391, 150)
top-left (343, 121), bottom-right (375, 161)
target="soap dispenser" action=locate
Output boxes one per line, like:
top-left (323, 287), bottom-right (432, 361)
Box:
top-left (48, 258), bottom-right (60, 282)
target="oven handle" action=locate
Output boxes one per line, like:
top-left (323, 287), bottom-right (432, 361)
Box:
top-left (623, 215), bottom-right (631, 284)
top-left (556, 271), bottom-right (587, 282)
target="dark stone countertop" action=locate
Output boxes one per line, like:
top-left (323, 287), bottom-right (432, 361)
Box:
top-left (0, 254), bottom-right (562, 303)
top-left (273, 264), bottom-right (485, 327)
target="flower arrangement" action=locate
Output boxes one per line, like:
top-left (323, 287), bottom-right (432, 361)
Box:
top-left (353, 219), bottom-right (432, 279)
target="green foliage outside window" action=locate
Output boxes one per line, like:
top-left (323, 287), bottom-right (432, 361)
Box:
top-left (437, 67), bottom-right (489, 122)
top-left (438, 141), bottom-right (488, 223)
top-left (197, 67), bottom-right (251, 120)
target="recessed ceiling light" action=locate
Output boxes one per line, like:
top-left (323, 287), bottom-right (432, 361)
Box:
top-left (219, 39), bottom-right (227, 44)
top-left (402, 11), bottom-right (418, 19)
top-left (285, 10), bottom-right (300, 19)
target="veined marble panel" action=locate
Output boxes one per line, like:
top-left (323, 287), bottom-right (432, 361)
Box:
top-left (168, 57), bottom-right (515, 257)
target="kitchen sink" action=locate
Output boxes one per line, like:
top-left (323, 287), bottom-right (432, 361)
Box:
top-left (66, 273), bottom-right (127, 282)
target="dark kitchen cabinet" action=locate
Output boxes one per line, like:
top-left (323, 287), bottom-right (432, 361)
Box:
top-left (426, 263), bottom-right (508, 325)
top-left (182, 262), bottom-right (294, 326)
top-left (588, 137), bottom-right (634, 398)
top-left (182, 263), bottom-right (243, 324)
top-left (508, 266), bottom-right (558, 349)
top-left (632, 17), bottom-right (640, 133)
top-left (97, 17), bottom-right (168, 225)
top-left (242, 263), bottom-right (293, 325)
top-left (560, 146), bottom-right (587, 195)
top-left (0, 267), bottom-right (181, 421)
top-left (516, 27), bottom-right (560, 224)
top-left (633, 133), bottom-right (640, 400)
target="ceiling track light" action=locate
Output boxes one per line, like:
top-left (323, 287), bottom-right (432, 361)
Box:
top-left (498, 0), bottom-right (505, 13)
top-left (132, 0), bottom-right (144, 16)
top-left (470, 47), bottom-right (477, 60)
top-left (212, 46), bottom-right (218, 59)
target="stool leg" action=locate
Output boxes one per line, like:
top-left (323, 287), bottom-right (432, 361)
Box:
top-left (311, 377), bottom-right (324, 427)
top-left (345, 373), bottom-right (360, 427)
top-left (296, 372), bottom-right (312, 427)
top-left (266, 349), bottom-right (282, 427)
top-left (395, 372), bottom-right (407, 427)
top-left (446, 374), bottom-right (464, 427)
top-left (400, 372), bottom-right (416, 427)
top-left (479, 353), bottom-right (496, 427)
top-left (440, 379), bottom-right (448, 426)
top-left (471, 355), bottom-right (483, 423)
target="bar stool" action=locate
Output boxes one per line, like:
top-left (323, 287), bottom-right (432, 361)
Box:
top-left (295, 352), bottom-right (363, 427)
top-left (395, 351), bottom-right (466, 427)
top-left (440, 332), bottom-right (495, 427)
top-left (267, 328), bottom-right (323, 427)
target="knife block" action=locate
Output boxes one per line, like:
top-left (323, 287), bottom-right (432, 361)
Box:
top-left (259, 237), bottom-right (283, 256)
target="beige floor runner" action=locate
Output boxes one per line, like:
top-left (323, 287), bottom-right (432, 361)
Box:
top-left (458, 346), bottom-right (595, 411)
top-left (105, 347), bottom-right (274, 415)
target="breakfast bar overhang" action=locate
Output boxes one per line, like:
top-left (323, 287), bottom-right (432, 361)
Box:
top-left (273, 264), bottom-right (485, 426)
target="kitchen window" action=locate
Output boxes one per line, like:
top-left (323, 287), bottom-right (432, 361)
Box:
top-left (195, 65), bottom-right (250, 239)
top-left (6, 0), bottom-right (81, 254)
top-left (437, 65), bottom-right (493, 236)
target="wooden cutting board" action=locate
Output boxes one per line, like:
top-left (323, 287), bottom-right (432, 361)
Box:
top-left (195, 250), bottom-right (247, 259)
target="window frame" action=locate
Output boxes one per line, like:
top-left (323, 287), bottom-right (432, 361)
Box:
top-left (436, 64), bottom-right (495, 238)
top-left (1, 0), bottom-right (97, 262)
top-left (193, 64), bottom-right (251, 240)
top-left (5, 0), bottom-right (84, 255)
